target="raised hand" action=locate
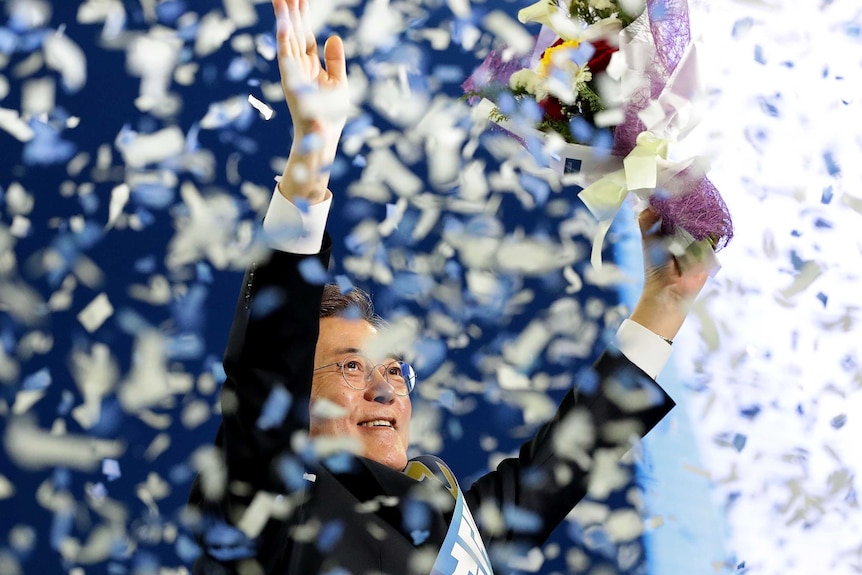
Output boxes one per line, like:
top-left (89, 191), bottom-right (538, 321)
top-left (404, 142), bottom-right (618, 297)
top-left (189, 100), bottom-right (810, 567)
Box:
top-left (272, 0), bottom-right (349, 204)
top-left (629, 208), bottom-right (710, 342)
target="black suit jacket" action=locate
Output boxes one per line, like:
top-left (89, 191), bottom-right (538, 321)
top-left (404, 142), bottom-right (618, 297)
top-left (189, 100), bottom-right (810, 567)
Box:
top-left (189, 234), bottom-right (674, 574)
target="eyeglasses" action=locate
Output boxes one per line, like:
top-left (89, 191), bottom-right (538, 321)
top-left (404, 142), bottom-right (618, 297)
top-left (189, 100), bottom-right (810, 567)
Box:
top-left (313, 355), bottom-right (417, 396)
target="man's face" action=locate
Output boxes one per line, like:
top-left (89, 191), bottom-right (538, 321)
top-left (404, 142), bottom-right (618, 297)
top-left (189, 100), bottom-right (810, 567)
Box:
top-left (310, 316), bottom-right (412, 471)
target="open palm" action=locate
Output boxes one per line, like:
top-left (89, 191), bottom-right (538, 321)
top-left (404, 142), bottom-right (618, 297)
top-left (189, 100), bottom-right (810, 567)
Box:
top-left (272, 0), bottom-right (348, 139)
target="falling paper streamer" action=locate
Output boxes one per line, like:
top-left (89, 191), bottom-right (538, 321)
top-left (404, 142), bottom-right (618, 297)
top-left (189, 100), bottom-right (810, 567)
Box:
top-left (247, 94), bottom-right (274, 120)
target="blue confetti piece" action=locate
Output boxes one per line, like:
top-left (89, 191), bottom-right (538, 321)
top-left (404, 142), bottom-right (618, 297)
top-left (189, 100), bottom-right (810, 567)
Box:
top-left (165, 333), bottom-right (205, 360)
top-left (22, 367), bottom-right (51, 391)
top-left (131, 184), bottom-right (175, 210)
top-left (789, 250), bottom-right (805, 272)
top-left (447, 417), bottom-right (462, 440)
top-left (250, 286), bottom-right (285, 319)
top-left (817, 292), bottom-right (828, 307)
top-left (732, 17), bottom-right (753, 38)
top-left (334, 274), bottom-right (353, 294)
top-left (322, 452), bottom-right (359, 474)
top-left (519, 172), bottom-right (550, 206)
top-left (50, 510), bottom-right (74, 551)
top-left (298, 257), bottom-right (330, 285)
top-left (196, 262), bottom-right (213, 283)
top-left (256, 387), bottom-right (293, 431)
top-left (732, 433), bottom-right (747, 452)
top-left (102, 458), bottom-right (122, 481)
top-left (276, 456), bottom-right (309, 491)
top-left (410, 529), bottom-right (430, 545)
top-left (385, 203), bottom-right (400, 224)
top-left (172, 284), bottom-right (208, 332)
top-left (503, 504), bottom-right (543, 534)
top-left (831, 414), bottom-right (847, 429)
top-left (89, 482), bottom-right (108, 500)
top-left (168, 463), bottom-right (195, 484)
top-left (204, 523), bottom-right (255, 561)
top-left (754, 45), bottom-right (766, 64)
top-left (0, 28), bottom-right (17, 54)
top-left (758, 95), bottom-right (780, 117)
top-left (402, 499), bottom-right (431, 532)
top-left (79, 192), bottom-right (100, 215)
top-left (316, 521), bottom-right (344, 553)
top-left (23, 120), bottom-right (77, 166)
top-left (575, 367), bottom-right (600, 395)
top-left (57, 390), bottom-right (75, 416)
top-left (412, 336), bottom-right (446, 374)
top-left (570, 116), bottom-right (594, 144)
top-left (814, 218), bottom-right (832, 229)
top-left (155, 0), bottom-right (187, 25)
top-left (823, 151), bottom-right (840, 176)
top-left (174, 534), bottom-right (201, 563)
top-left (299, 133), bottom-right (323, 154)
top-left (431, 64), bottom-right (464, 83)
top-left (226, 57), bottom-right (252, 82)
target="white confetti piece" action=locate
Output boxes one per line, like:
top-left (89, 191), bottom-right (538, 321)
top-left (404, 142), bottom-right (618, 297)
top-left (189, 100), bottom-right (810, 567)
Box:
top-left (0, 474), bottom-right (15, 499)
top-left (4, 417), bottom-right (124, 471)
top-left (0, 108), bottom-right (35, 142)
top-left (223, 0), bottom-right (258, 28)
top-left (143, 433), bottom-right (171, 461)
top-left (77, 293), bottom-right (113, 333)
top-left (105, 183), bottom-right (129, 230)
top-left (482, 11), bottom-right (535, 56)
top-left (118, 331), bottom-right (193, 413)
top-left (21, 76), bottom-right (55, 116)
top-left (195, 11), bottom-right (237, 57)
top-left (115, 126), bottom-right (185, 169)
top-left (200, 96), bottom-right (247, 129)
top-left (247, 94), bottom-right (273, 120)
top-left (12, 389), bottom-right (46, 415)
top-left (44, 30), bottom-right (87, 92)
top-left (127, 32), bottom-right (182, 111)
top-left (9, 215), bottom-right (31, 238)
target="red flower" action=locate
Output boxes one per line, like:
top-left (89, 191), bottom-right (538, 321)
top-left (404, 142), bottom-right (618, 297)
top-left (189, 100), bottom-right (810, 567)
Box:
top-left (586, 39), bottom-right (617, 75)
top-left (539, 96), bottom-right (566, 121)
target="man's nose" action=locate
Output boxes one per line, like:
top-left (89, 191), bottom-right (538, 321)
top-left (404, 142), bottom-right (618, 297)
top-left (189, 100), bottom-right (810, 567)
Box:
top-left (364, 367), bottom-right (395, 404)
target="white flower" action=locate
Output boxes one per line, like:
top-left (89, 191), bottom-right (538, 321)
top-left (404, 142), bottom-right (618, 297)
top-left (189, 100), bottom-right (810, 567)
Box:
top-left (509, 68), bottom-right (549, 100)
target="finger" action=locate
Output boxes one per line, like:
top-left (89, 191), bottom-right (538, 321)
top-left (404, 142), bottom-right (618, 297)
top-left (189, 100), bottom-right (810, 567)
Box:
top-left (638, 206), bottom-right (661, 239)
top-left (272, 0), bottom-right (289, 50)
top-left (298, 0), bottom-right (317, 55)
top-left (287, 0), bottom-right (307, 58)
top-left (323, 36), bottom-right (346, 83)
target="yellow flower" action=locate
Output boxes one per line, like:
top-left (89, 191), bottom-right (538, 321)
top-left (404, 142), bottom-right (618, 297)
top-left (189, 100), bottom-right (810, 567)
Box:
top-left (538, 40), bottom-right (582, 77)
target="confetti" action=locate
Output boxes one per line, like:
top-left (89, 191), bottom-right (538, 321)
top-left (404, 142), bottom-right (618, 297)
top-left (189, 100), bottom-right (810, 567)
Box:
top-left (76, 293), bottom-right (113, 333)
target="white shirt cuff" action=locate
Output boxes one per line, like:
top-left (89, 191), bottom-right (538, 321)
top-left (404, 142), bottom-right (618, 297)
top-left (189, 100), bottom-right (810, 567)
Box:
top-left (614, 319), bottom-right (673, 380)
top-left (262, 185), bottom-right (332, 255)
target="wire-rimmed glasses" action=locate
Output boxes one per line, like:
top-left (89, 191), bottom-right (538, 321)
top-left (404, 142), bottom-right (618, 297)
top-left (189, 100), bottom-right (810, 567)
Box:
top-left (313, 355), bottom-right (417, 396)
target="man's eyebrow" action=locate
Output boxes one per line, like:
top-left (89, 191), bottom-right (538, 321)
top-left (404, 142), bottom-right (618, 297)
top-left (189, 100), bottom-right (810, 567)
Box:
top-left (331, 347), bottom-right (363, 357)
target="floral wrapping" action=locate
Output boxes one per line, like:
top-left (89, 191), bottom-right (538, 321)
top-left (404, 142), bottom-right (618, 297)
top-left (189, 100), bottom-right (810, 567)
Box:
top-left (463, 0), bottom-right (733, 271)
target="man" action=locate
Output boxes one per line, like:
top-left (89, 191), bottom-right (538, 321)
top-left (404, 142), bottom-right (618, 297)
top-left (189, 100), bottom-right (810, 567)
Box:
top-left (188, 0), bottom-right (709, 573)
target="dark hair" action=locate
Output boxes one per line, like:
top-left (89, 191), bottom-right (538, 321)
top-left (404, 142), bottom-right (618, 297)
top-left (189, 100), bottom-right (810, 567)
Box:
top-left (319, 284), bottom-right (385, 328)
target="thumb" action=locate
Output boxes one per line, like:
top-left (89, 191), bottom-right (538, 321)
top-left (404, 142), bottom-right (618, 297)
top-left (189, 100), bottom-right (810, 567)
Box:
top-left (323, 35), bottom-right (346, 83)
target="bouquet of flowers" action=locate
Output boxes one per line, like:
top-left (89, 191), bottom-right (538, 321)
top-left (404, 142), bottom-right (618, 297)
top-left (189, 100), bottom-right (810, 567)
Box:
top-left (463, 0), bottom-right (733, 272)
